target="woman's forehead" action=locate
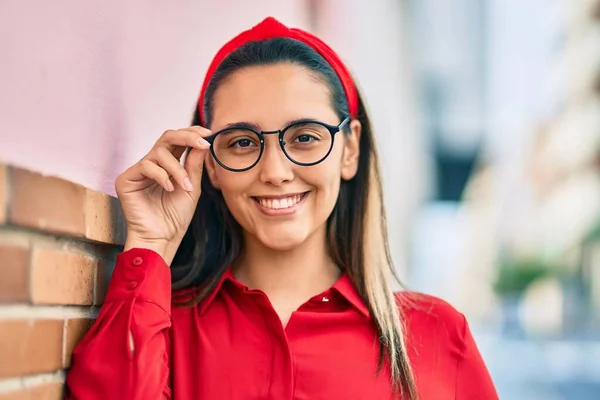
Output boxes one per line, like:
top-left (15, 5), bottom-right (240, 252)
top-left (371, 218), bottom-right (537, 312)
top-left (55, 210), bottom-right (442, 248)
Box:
top-left (210, 64), bottom-right (337, 130)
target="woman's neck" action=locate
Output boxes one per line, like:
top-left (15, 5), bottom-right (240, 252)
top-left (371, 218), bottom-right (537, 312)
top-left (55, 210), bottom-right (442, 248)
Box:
top-left (233, 226), bottom-right (341, 310)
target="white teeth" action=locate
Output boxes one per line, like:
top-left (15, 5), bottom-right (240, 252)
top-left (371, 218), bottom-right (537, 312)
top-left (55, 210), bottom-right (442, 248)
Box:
top-left (257, 194), bottom-right (303, 210)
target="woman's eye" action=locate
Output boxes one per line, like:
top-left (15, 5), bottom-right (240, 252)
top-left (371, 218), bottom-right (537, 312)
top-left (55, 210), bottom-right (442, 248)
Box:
top-left (294, 134), bottom-right (317, 143)
top-left (232, 138), bottom-right (255, 148)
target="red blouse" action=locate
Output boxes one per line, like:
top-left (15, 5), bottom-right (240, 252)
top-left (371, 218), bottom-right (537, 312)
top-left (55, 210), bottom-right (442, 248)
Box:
top-left (65, 248), bottom-right (498, 399)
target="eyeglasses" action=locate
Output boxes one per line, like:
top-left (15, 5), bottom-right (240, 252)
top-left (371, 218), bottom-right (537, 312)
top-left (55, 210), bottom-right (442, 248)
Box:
top-left (205, 117), bottom-right (350, 172)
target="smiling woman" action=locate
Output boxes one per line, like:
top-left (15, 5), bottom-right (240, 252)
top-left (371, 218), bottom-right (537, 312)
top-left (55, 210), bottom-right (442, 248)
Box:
top-left (64, 17), bottom-right (499, 400)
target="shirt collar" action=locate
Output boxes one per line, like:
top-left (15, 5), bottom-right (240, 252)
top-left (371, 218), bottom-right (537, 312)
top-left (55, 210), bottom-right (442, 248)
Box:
top-left (198, 268), bottom-right (236, 316)
top-left (331, 273), bottom-right (370, 317)
top-left (198, 268), bottom-right (370, 318)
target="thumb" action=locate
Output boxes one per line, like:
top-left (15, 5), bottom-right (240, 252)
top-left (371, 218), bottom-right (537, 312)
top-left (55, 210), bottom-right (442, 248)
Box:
top-left (184, 147), bottom-right (209, 198)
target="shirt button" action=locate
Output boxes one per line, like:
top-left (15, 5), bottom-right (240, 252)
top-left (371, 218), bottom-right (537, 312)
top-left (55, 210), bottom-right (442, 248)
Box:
top-left (127, 281), bottom-right (138, 289)
top-left (132, 257), bottom-right (143, 266)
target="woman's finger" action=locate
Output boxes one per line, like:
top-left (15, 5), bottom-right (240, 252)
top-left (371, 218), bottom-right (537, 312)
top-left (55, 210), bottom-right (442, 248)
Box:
top-left (136, 159), bottom-right (174, 192)
top-left (148, 147), bottom-right (194, 192)
top-left (156, 127), bottom-right (211, 157)
top-left (172, 127), bottom-right (212, 160)
top-left (184, 146), bottom-right (209, 197)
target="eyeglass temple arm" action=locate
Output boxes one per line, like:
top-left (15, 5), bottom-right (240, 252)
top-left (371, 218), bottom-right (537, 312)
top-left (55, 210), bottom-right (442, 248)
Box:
top-left (338, 117), bottom-right (351, 132)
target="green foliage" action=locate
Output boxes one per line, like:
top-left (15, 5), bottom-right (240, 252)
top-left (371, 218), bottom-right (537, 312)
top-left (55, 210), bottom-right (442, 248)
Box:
top-left (586, 218), bottom-right (600, 241)
top-left (493, 257), bottom-right (551, 296)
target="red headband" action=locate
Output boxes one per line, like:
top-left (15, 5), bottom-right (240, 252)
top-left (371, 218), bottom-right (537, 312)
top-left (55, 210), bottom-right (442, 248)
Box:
top-left (197, 17), bottom-right (358, 125)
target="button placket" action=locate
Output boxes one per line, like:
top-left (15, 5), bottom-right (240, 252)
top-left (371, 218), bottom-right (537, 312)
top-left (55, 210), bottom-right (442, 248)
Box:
top-left (127, 281), bottom-right (139, 289)
top-left (128, 256), bottom-right (144, 290)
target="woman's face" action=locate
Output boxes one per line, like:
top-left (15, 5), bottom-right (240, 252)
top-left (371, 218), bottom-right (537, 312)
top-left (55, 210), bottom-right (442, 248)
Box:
top-left (205, 63), bottom-right (361, 251)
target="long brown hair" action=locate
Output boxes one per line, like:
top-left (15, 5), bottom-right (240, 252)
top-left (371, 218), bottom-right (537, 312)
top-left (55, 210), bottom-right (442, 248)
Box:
top-left (171, 38), bottom-right (418, 399)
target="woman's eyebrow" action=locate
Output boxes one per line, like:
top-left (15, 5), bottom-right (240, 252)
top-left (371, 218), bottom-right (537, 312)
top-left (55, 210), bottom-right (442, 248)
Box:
top-left (222, 121), bottom-right (262, 131)
top-left (222, 118), bottom-right (321, 132)
top-left (283, 117), bottom-right (319, 126)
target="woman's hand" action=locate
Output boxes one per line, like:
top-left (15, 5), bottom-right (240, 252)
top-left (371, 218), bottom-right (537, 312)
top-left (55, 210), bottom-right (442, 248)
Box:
top-left (115, 126), bottom-right (212, 264)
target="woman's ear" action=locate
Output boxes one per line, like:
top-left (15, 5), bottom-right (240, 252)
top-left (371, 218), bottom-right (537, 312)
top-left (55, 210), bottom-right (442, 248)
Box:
top-left (204, 152), bottom-right (221, 189)
top-left (341, 119), bottom-right (361, 180)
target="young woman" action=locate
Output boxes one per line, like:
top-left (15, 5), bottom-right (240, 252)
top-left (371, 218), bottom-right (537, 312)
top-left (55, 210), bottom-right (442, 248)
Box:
top-left (66, 17), bottom-right (498, 400)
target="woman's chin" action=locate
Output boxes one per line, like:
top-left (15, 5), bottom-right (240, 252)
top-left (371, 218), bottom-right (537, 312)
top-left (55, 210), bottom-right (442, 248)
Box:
top-left (255, 228), bottom-right (309, 252)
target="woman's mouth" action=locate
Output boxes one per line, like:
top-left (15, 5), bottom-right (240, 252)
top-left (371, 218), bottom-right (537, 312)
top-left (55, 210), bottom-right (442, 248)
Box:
top-left (252, 191), bottom-right (309, 215)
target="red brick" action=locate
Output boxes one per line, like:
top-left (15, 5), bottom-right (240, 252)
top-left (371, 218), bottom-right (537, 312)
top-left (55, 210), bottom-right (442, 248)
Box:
top-left (84, 188), bottom-right (126, 246)
top-left (64, 318), bottom-right (95, 368)
top-left (0, 382), bottom-right (64, 400)
top-left (0, 244), bottom-right (29, 303)
top-left (9, 168), bottom-right (85, 238)
top-left (0, 164), bottom-right (6, 224)
top-left (31, 249), bottom-right (95, 305)
top-left (0, 319), bottom-right (63, 378)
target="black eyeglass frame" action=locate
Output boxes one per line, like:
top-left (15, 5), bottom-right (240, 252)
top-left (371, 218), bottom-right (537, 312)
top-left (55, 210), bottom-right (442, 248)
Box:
top-left (204, 117), bottom-right (351, 172)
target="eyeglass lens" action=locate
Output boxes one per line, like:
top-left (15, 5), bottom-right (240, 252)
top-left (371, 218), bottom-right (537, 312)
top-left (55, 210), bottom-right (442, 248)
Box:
top-left (211, 122), bottom-right (333, 170)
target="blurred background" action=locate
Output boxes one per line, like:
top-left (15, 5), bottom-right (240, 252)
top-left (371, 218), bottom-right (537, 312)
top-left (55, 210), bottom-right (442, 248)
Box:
top-left (406, 0), bottom-right (600, 398)
top-left (1, 0), bottom-right (599, 398)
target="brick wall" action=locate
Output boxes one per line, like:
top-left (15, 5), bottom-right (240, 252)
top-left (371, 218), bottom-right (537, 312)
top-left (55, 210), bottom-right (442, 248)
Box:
top-left (0, 163), bottom-right (126, 399)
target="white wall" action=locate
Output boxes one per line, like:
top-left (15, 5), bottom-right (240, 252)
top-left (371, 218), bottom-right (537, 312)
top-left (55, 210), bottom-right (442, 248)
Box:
top-left (0, 1), bottom-right (309, 194)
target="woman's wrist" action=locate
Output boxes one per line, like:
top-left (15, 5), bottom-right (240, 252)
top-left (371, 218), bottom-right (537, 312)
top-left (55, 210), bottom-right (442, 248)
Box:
top-left (123, 236), bottom-right (179, 266)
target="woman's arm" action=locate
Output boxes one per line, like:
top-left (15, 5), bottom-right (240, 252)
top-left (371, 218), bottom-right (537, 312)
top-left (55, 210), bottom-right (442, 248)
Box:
top-left (65, 248), bottom-right (172, 400)
top-left (455, 315), bottom-right (499, 400)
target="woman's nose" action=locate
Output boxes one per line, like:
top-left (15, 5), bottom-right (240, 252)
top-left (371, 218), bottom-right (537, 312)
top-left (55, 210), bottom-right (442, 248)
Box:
top-left (257, 135), bottom-right (294, 186)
